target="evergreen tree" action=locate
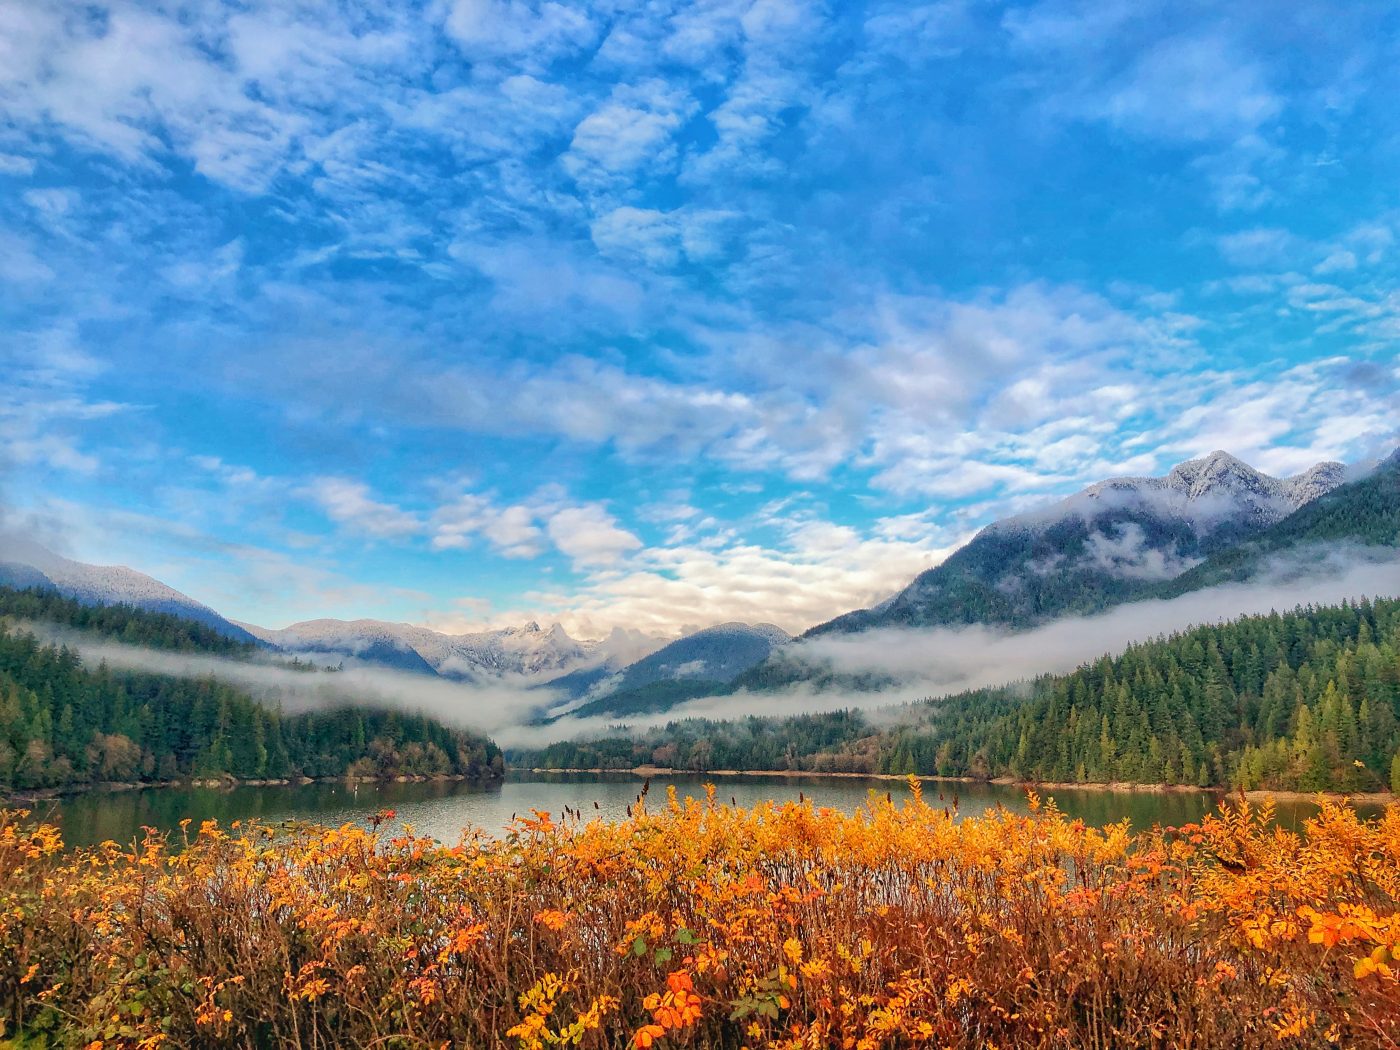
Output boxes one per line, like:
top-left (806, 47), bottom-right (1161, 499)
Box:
top-left (0, 605), bottom-right (502, 790)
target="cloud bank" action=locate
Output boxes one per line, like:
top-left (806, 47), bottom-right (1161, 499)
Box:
top-left (528, 546), bottom-right (1400, 746)
top-left (12, 545), bottom-right (1398, 753)
top-left (5, 0), bottom-right (1400, 639)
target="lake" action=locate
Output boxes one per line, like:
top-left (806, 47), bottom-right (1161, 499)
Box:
top-left (27, 772), bottom-right (1386, 849)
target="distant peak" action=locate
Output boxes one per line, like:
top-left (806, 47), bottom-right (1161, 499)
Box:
top-left (999, 448), bottom-right (1348, 536)
top-left (1294, 460), bottom-right (1345, 477)
top-left (522, 620), bottom-right (541, 633)
top-left (1202, 449), bottom-right (1246, 466)
top-left (1166, 450), bottom-right (1260, 487)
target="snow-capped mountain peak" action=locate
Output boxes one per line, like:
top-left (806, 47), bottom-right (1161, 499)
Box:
top-left (244, 615), bottom-right (668, 683)
top-left (1164, 450), bottom-right (1344, 509)
top-left (0, 538), bottom-right (257, 643)
top-left (1020, 451), bottom-right (1347, 534)
top-left (811, 447), bottom-right (1357, 638)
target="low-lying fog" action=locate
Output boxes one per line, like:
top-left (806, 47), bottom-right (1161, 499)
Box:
top-left (19, 545), bottom-right (1400, 750)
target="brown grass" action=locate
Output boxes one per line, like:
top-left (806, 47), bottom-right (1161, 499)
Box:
top-left (2, 782), bottom-right (1398, 1048)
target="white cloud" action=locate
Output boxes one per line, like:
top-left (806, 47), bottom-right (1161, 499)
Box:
top-left (431, 495), bottom-right (547, 559)
top-left (524, 508), bottom-right (961, 638)
top-left (218, 276), bottom-right (1396, 513)
top-left (590, 207), bottom-right (683, 267)
top-left (1081, 522), bottom-right (1200, 580)
top-left (546, 505), bottom-right (642, 568)
top-left (1315, 249), bottom-right (1358, 274)
top-left (0, 230), bottom-right (54, 283)
top-left (21, 187), bottom-right (76, 219)
top-left (0, 7), bottom-right (302, 191)
top-left (563, 81), bottom-right (696, 192)
top-left (1152, 358), bottom-right (1399, 475)
top-left (304, 478), bottom-right (421, 539)
top-left (0, 152), bottom-right (35, 175)
top-left (443, 0), bottom-right (596, 63)
top-left (1217, 227), bottom-right (1295, 267)
top-left (1096, 35), bottom-right (1280, 143)
top-left (0, 325), bottom-right (126, 475)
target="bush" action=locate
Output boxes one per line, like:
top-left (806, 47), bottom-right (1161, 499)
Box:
top-left (3, 785), bottom-right (1398, 1048)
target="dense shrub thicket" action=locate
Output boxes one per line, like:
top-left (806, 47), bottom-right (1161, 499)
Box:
top-left (2, 791), bottom-right (1398, 1047)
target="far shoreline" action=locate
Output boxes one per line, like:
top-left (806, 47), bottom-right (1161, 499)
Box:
top-left (1, 770), bottom-right (503, 806)
top-left (526, 765), bottom-right (1396, 805)
top-left (8, 765), bottom-right (1392, 809)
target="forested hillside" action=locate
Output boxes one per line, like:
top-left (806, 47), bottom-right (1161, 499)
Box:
top-left (528, 598), bottom-right (1400, 794)
top-left (1152, 449), bottom-right (1400, 597)
top-left (871, 598), bottom-right (1400, 792)
top-left (0, 602), bottom-right (503, 791)
top-left (0, 585), bottom-right (258, 655)
top-left (726, 450), bottom-right (1397, 704)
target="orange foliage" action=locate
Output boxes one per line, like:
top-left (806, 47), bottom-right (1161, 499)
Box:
top-left (2, 783), bottom-right (1399, 1048)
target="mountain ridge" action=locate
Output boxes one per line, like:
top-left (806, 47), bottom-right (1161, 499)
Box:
top-left (0, 539), bottom-right (259, 645)
top-left (810, 450), bottom-right (1348, 637)
top-left (241, 616), bottom-right (666, 683)
top-left (551, 621), bottom-right (792, 720)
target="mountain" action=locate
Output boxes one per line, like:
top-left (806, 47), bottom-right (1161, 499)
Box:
top-left (238, 619), bottom-right (442, 675)
top-left (525, 597), bottom-right (1400, 797)
top-left (0, 592), bottom-right (502, 791)
top-left (0, 538), bottom-right (259, 644)
top-left (244, 616), bottom-right (665, 684)
top-left (554, 622), bottom-right (791, 720)
top-left (811, 451), bottom-right (1346, 636)
top-left (0, 538), bottom-right (668, 686)
top-left (1150, 448), bottom-right (1400, 597)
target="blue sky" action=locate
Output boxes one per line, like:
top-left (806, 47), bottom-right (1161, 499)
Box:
top-left (2, 0), bottom-right (1399, 637)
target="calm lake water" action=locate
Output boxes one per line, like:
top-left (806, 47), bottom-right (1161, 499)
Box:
top-left (29, 772), bottom-right (1387, 850)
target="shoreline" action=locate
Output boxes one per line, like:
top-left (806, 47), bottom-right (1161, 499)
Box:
top-left (526, 766), bottom-right (1396, 805)
top-left (2, 770), bottom-right (504, 806)
top-left (8, 766), bottom-right (1391, 808)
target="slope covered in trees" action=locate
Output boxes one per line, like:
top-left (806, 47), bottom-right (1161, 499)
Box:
top-left (807, 452), bottom-right (1351, 638)
top-left (1151, 449), bottom-right (1400, 597)
top-left (0, 609), bottom-right (503, 791)
top-left (0, 585), bottom-right (258, 656)
top-left (868, 598), bottom-right (1400, 793)
top-left (527, 598), bottom-right (1400, 795)
top-left (716, 451), bottom-right (1398, 707)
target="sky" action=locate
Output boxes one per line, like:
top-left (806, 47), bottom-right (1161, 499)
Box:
top-left (2, 0), bottom-right (1399, 640)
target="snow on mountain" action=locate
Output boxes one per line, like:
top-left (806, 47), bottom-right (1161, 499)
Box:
top-left (0, 538), bottom-right (259, 643)
top-left (0, 537), bottom-right (669, 685)
top-left (1004, 452), bottom-right (1347, 534)
top-left (582, 622), bottom-right (791, 699)
top-left (243, 616), bottom-right (668, 683)
top-left (812, 450), bottom-right (1348, 636)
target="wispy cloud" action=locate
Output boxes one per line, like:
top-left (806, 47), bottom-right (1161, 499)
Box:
top-left (305, 478), bottom-right (422, 540)
top-left (3, 0), bottom-right (1399, 638)
top-left (530, 547), bottom-right (1400, 745)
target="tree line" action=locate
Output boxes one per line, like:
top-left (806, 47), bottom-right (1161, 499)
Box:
top-left (525, 598), bottom-right (1400, 794)
top-left (0, 597), bottom-right (502, 790)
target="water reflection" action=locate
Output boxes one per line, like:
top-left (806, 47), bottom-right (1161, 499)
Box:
top-left (35, 772), bottom-right (1385, 850)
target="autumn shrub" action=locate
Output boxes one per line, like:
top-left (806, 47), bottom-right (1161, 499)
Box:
top-left (2, 782), bottom-right (1398, 1049)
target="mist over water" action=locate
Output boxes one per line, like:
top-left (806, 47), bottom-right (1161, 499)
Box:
top-left (531, 548), bottom-right (1400, 745)
top-left (15, 546), bottom-right (1400, 751)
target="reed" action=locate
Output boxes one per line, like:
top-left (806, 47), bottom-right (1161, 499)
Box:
top-left (2, 782), bottom-right (1397, 1048)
